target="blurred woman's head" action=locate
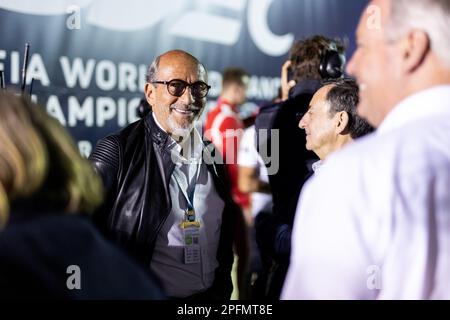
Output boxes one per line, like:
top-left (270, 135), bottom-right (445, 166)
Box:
top-left (0, 183), bottom-right (7, 222)
top-left (0, 92), bottom-right (103, 228)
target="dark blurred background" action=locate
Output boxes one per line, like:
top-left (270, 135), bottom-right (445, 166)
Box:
top-left (0, 0), bottom-right (366, 155)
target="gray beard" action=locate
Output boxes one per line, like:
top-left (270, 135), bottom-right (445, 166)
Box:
top-left (167, 115), bottom-right (194, 141)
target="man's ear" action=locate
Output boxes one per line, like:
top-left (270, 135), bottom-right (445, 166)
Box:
top-left (336, 111), bottom-right (350, 135)
top-left (144, 82), bottom-right (156, 107)
top-left (401, 30), bottom-right (430, 73)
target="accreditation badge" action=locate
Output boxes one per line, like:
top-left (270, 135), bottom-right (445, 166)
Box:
top-left (183, 226), bottom-right (201, 264)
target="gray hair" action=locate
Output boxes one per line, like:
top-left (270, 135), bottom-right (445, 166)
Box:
top-left (387, 0), bottom-right (450, 67)
top-left (146, 56), bottom-right (161, 83)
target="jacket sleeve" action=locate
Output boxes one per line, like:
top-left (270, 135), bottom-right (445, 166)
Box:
top-left (88, 135), bottom-right (121, 233)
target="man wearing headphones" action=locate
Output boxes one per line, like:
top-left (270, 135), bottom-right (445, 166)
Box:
top-left (254, 35), bottom-right (345, 299)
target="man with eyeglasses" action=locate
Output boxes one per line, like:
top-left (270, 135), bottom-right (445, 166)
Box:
top-left (89, 50), bottom-right (244, 300)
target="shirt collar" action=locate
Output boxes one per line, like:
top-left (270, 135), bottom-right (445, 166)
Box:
top-left (377, 85), bottom-right (450, 135)
top-left (152, 112), bottom-right (167, 133)
top-left (171, 126), bottom-right (205, 165)
top-left (312, 160), bottom-right (324, 174)
top-left (152, 113), bottom-right (204, 163)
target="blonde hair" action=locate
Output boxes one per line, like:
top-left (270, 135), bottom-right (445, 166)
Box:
top-left (0, 183), bottom-right (8, 224)
top-left (0, 92), bottom-right (103, 228)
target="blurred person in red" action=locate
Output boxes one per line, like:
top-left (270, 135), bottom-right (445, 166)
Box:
top-left (205, 67), bottom-right (251, 222)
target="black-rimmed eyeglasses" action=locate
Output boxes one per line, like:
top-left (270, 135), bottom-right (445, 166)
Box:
top-left (151, 79), bottom-right (211, 99)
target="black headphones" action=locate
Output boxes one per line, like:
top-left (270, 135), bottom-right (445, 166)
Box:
top-left (318, 43), bottom-right (345, 80)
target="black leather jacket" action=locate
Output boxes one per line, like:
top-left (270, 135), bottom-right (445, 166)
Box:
top-left (89, 112), bottom-right (240, 299)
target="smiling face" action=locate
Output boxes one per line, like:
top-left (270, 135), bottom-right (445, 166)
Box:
top-left (145, 51), bottom-right (207, 138)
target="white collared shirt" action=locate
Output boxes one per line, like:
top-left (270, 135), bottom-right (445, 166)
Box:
top-left (237, 125), bottom-right (272, 217)
top-left (150, 114), bottom-right (225, 298)
top-left (311, 160), bottom-right (324, 174)
top-left (282, 85), bottom-right (450, 300)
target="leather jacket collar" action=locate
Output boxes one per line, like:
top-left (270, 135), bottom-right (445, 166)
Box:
top-left (144, 112), bottom-right (176, 150)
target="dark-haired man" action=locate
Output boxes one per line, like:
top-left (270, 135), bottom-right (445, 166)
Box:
top-left (283, 0), bottom-right (450, 299)
top-left (255, 36), bottom-right (345, 299)
top-left (299, 79), bottom-right (373, 169)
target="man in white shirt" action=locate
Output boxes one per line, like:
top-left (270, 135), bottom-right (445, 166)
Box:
top-left (282, 0), bottom-right (450, 299)
top-left (238, 125), bottom-right (272, 220)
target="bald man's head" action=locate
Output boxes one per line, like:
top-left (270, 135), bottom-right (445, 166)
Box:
top-left (147, 50), bottom-right (206, 83)
top-left (144, 50), bottom-right (209, 140)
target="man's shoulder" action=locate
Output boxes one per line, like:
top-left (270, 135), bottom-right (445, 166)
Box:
top-left (96, 119), bottom-right (144, 148)
top-left (217, 103), bottom-right (238, 119)
top-left (205, 105), bottom-right (222, 127)
top-left (336, 116), bottom-right (450, 165)
top-left (89, 119), bottom-right (145, 167)
top-left (114, 118), bottom-right (146, 140)
top-left (318, 120), bottom-right (449, 186)
top-left (321, 132), bottom-right (375, 164)
top-left (297, 134), bottom-right (383, 225)
top-left (309, 132), bottom-right (388, 190)
top-left (206, 108), bottom-right (241, 131)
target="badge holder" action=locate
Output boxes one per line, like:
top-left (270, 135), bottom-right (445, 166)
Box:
top-left (180, 209), bottom-right (201, 264)
top-left (172, 160), bottom-right (203, 265)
